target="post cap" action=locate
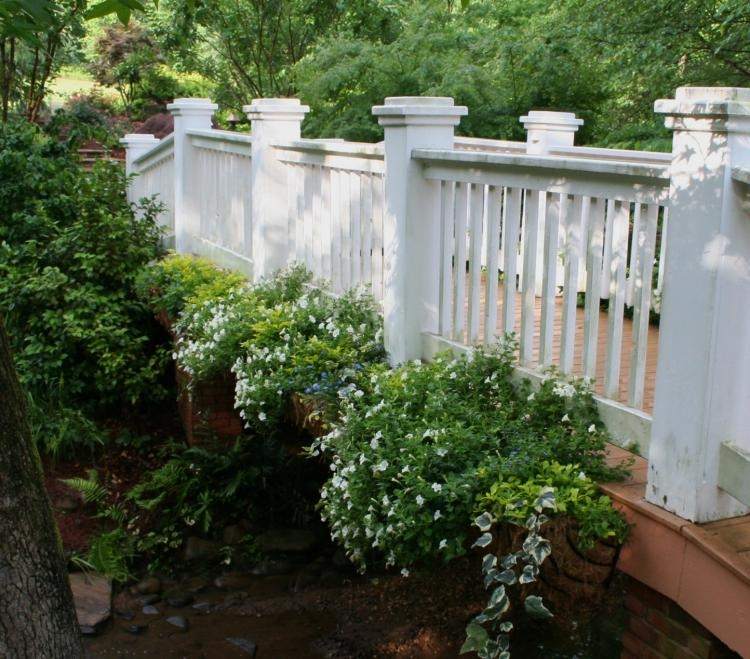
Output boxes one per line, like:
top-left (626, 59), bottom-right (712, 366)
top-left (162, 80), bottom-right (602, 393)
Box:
top-left (655, 87), bottom-right (750, 119)
top-left (243, 98), bottom-right (310, 121)
top-left (166, 98), bottom-right (218, 116)
top-left (372, 97), bottom-right (468, 127)
top-left (120, 133), bottom-right (160, 146)
top-left (519, 110), bottom-right (583, 133)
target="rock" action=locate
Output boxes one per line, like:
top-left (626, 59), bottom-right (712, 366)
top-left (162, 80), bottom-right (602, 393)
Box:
top-left (183, 576), bottom-right (210, 594)
top-left (192, 601), bottom-right (212, 613)
top-left (115, 610), bottom-right (135, 621)
top-left (223, 524), bottom-right (246, 546)
top-left (70, 572), bottom-right (111, 629)
top-left (256, 529), bottom-right (317, 554)
top-left (184, 536), bottom-right (220, 561)
top-left (56, 495), bottom-right (79, 512)
top-left (142, 605), bottom-right (160, 615)
top-left (222, 591), bottom-right (249, 606)
top-left (164, 591), bottom-right (194, 608)
top-left (250, 559), bottom-right (294, 577)
top-left (133, 576), bottom-right (161, 595)
top-left (166, 615), bottom-right (189, 632)
top-left (138, 594), bottom-right (161, 606)
top-left (213, 572), bottom-right (255, 590)
top-left (226, 637), bottom-right (257, 657)
top-left (79, 625), bottom-right (97, 636)
top-left (124, 624), bottom-right (146, 635)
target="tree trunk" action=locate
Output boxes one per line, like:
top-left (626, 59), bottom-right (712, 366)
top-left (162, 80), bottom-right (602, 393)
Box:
top-left (0, 317), bottom-right (83, 658)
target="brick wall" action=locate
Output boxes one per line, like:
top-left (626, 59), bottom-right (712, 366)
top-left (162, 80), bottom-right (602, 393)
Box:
top-left (622, 577), bottom-right (740, 659)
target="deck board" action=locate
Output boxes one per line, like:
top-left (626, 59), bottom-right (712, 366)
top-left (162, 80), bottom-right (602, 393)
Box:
top-left (457, 276), bottom-right (659, 414)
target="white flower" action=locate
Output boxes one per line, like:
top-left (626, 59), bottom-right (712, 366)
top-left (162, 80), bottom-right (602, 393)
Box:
top-left (588, 424), bottom-right (596, 433)
top-left (354, 389), bottom-right (364, 398)
top-left (258, 411), bottom-right (267, 421)
top-left (370, 437), bottom-right (379, 450)
top-left (439, 539), bottom-right (448, 549)
top-left (449, 372), bottom-right (457, 380)
top-left (431, 483), bottom-right (442, 493)
top-left (578, 471), bottom-right (587, 480)
top-left (401, 568), bottom-right (410, 578)
top-left (374, 459), bottom-right (388, 472)
top-left (401, 465), bottom-right (410, 474)
top-left (436, 447), bottom-right (448, 457)
top-left (562, 414), bottom-right (570, 423)
top-left (416, 495), bottom-right (425, 507)
top-left (527, 392), bottom-right (535, 401)
top-left (434, 510), bottom-right (442, 520)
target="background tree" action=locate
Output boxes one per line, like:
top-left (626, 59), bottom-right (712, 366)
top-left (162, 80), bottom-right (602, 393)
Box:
top-left (0, 314), bottom-right (83, 657)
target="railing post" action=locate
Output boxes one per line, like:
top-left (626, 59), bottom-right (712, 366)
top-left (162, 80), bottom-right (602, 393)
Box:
top-left (520, 111), bottom-right (583, 294)
top-left (167, 98), bottom-right (218, 255)
top-left (373, 97), bottom-right (468, 364)
top-left (243, 98), bottom-right (309, 279)
top-left (648, 87), bottom-right (750, 522)
top-left (119, 133), bottom-right (158, 203)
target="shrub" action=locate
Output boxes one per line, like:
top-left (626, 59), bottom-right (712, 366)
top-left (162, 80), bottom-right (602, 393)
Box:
top-left (311, 342), bottom-right (624, 571)
top-left (135, 253), bottom-right (247, 321)
top-left (232, 285), bottom-right (385, 432)
top-left (174, 264), bottom-right (312, 380)
top-left (0, 121), bottom-right (168, 413)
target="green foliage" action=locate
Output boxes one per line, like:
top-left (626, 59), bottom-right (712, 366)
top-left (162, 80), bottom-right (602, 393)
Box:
top-left (135, 252), bottom-right (246, 320)
top-left (0, 120), bottom-right (168, 411)
top-left (232, 285), bottom-right (385, 432)
top-left (173, 263), bottom-right (312, 380)
top-left (85, 528), bottom-right (133, 582)
top-left (27, 393), bottom-right (104, 459)
top-left (478, 461), bottom-right (629, 549)
top-left (312, 341), bottom-right (623, 571)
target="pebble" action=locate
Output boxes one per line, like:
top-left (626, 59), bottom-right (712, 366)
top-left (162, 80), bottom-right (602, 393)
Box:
top-left (192, 601), bottom-right (212, 613)
top-left (250, 559), bottom-right (294, 577)
top-left (115, 610), bottom-right (135, 621)
top-left (226, 637), bottom-right (257, 657)
top-left (142, 605), bottom-right (160, 615)
top-left (213, 573), bottom-right (255, 590)
top-left (138, 593), bottom-right (161, 606)
top-left (165, 591), bottom-right (194, 608)
top-left (133, 576), bottom-right (161, 595)
top-left (79, 625), bottom-right (97, 636)
top-left (124, 624), bottom-right (146, 635)
top-left (166, 615), bottom-right (189, 632)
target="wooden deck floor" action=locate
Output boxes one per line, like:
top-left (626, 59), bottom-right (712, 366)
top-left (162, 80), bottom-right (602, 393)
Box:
top-left (457, 279), bottom-right (659, 414)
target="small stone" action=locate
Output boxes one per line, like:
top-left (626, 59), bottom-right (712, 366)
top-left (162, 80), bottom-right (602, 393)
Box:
top-left (222, 591), bottom-right (249, 606)
top-left (250, 559), bottom-right (294, 577)
top-left (184, 536), bottom-right (220, 561)
top-left (192, 601), bottom-right (212, 613)
top-left (79, 625), bottom-right (97, 636)
top-left (124, 624), bottom-right (146, 635)
top-left (256, 529), bottom-right (317, 554)
top-left (213, 572), bottom-right (255, 590)
top-left (133, 576), bottom-right (161, 595)
top-left (226, 637), bottom-right (257, 657)
top-left (166, 615), bottom-right (189, 632)
top-left (223, 524), bottom-right (246, 546)
top-left (142, 605), bottom-right (160, 615)
top-left (56, 495), bottom-right (80, 512)
top-left (138, 594), bottom-right (160, 606)
top-left (116, 610), bottom-right (135, 621)
top-left (183, 576), bottom-right (210, 594)
top-left (165, 591), bottom-right (194, 608)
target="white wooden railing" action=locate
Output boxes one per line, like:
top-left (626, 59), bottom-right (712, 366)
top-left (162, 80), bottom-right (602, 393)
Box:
top-left (122, 88), bottom-right (750, 525)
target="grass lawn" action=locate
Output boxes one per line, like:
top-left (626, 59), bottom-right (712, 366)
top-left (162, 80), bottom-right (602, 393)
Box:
top-left (48, 67), bottom-right (119, 110)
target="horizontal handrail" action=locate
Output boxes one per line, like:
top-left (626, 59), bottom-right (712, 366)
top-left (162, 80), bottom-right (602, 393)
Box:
top-left (454, 136), bottom-right (526, 153)
top-left (187, 128), bottom-right (253, 145)
top-left (413, 148), bottom-right (670, 204)
top-left (549, 144), bottom-right (672, 165)
top-left (133, 134), bottom-right (174, 168)
top-left (273, 139), bottom-right (384, 159)
top-left (187, 129), bottom-right (253, 157)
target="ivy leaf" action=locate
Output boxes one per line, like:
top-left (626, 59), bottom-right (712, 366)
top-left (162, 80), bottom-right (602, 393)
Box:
top-left (525, 595), bottom-right (554, 620)
top-left (472, 532), bottom-right (493, 549)
top-left (501, 553), bottom-right (518, 569)
top-left (483, 568), bottom-right (498, 588)
top-left (460, 622), bottom-right (489, 654)
top-left (519, 564), bottom-right (538, 584)
top-left (489, 584), bottom-right (507, 607)
top-left (496, 568), bottom-right (517, 585)
top-left (499, 621), bottom-right (513, 633)
top-left (474, 512), bottom-right (493, 532)
top-left (531, 539), bottom-right (552, 564)
top-left (482, 554), bottom-right (497, 572)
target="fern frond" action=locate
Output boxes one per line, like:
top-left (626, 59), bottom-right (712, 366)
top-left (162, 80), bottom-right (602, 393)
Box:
top-left (61, 477), bottom-right (107, 505)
